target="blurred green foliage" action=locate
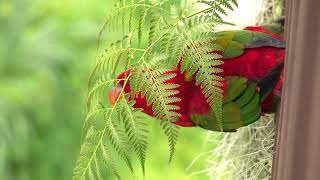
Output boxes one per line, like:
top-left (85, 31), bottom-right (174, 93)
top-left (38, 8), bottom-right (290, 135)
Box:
top-left (0, 0), bottom-right (214, 179)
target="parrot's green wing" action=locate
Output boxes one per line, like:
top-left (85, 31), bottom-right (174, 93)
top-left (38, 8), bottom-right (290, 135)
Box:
top-left (262, 24), bottom-right (284, 36)
top-left (216, 27), bottom-right (285, 59)
top-left (190, 76), bottom-right (265, 132)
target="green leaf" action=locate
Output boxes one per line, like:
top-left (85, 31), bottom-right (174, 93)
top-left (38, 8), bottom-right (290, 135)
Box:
top-left (116, 95), bottom-right (149, 175)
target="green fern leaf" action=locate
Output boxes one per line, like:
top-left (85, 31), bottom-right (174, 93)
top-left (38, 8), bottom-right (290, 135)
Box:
top-left (130, 69), bottom-right (180, 160)
top-left (116, 95), bottom-right (149, 175)
top-left (76, 0), bottom-right (239, 177)
top-left (99, 144), bottom-right (121, 180)
top-left (105, 118), bottom-right (134, 173)
top-left (179, 32), bottom-right (225, 131)
top-left (148, 12), bottom-right (160, 46)
top-left (73, 127), bottom-right (120, 180)
top-left (138, 7), bottom-right (147, 45)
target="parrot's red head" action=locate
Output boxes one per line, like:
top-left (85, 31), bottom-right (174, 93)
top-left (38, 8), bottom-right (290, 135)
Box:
top-left (108, 84), bottom-right (123, 106)
top-left (108, 70), bottom-right (132, 106)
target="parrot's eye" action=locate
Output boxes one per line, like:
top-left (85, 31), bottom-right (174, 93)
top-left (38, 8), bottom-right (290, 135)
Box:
top-left (184, 71), bottom-right (194, 82)
top-left (108, 84), bottom-right (123, 106)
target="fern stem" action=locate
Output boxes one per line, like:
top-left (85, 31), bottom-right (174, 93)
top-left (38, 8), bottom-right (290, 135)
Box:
top-left (185, 3), bottom-right (221, 19)
top-left (130, 48), bottom-right (146, 52)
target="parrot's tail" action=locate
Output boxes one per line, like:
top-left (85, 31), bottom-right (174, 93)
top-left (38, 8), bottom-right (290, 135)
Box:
top-left (257, 63), bottom-right (284, 113)
top-left (257, 63), bottom-right (284, 101)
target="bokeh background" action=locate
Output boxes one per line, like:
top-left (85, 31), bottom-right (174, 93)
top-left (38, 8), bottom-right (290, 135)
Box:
top-left (0, 0), bottom-right (282, 179)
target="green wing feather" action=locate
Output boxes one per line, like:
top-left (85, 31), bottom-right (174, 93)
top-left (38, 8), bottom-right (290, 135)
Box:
top-left (232, 30), bottom-right (253, 46)
top-left (216, 31), bottom-right (245, 59)
top-left (223, 76), bottom-right (247, 103)
top-left (247, 32), bottom-right (285, 48)
top-left (216, 29), bottom-right (285, 59)
top-left (191, 27), bottom-right (284, 132)
top-left (262, 24), bottom-right (284, 36)
top-left (190, 76), bottom-right (264, 132)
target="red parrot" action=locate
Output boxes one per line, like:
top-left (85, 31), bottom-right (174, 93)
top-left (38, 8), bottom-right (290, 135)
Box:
top-left (109, 25), bottom-right (285, 132)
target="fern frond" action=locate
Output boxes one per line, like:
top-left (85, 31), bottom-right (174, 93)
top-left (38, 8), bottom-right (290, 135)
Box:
top-left (180, 30), bottom-right (225, 130)
top-left (73, 127), bottom-right (120, 180)
top-left (116, 95), bottom-right (149, 175)
top-left (148, 11), bottom-right (162, 46)
top-left (99, 144), bottom-right (121, 180)
top-left (86, 78), bottom-right (114, 109)
top-left (76, 0), bottom-right (239, 177)
top-left (81, 105), bottom-right (108, 143)
top-left (130, 68), bottom-right (180, 161)
top-left (73, 127), bottom-right (97, 180)
top-left (159, 30), bottom-right (187, 68)
top-left (105, 117), bottom-right (134, 173)
top-left (198, 0), bottom-right (238, 23)
top-left (138, 7), bottom-right (148, 45)
top-left (94, 155), bottom-right (103, 180)
top-left (89, 34), bottom-right (135, 87)
top-left (186, 15), bottom-right (217, 34)
top-left (102, 0), bottom-right (164, 37)
top-left (146, 53), bottom-right (170, 69)
top-left (161, 119), bottom-right (179, 162)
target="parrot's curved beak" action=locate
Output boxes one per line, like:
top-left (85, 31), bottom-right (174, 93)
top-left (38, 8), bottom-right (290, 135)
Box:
top-left (108, 84), bottom-right (123, 106)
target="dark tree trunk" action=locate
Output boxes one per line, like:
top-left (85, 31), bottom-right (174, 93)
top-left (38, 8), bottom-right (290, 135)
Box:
top-left (272, 0), bottom-right (320, 179)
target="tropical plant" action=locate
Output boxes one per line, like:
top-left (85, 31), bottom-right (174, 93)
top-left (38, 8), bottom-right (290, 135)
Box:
top-left (73, 0), bottom-right (239, 179)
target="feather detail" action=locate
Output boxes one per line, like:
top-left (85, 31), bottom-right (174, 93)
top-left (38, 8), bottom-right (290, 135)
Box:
top-left (190, 77), bottom-right (263, 132)
top-left (217, 27), bottom-right (285, 59)
top-left (112, 26), bottom-right (285, 129)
